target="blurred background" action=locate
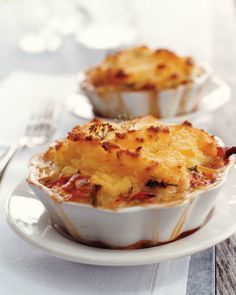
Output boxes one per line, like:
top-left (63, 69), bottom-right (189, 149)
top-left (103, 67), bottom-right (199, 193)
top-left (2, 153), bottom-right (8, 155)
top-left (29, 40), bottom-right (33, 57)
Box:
top-left (0, 0), bottom-right (235, 80)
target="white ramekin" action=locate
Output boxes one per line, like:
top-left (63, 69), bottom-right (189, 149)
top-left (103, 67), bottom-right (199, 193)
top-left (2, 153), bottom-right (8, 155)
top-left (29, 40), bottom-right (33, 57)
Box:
top-left (80, 67), bottom-right (211, 119)
top-left (27, 153), bottom-right (233, 249)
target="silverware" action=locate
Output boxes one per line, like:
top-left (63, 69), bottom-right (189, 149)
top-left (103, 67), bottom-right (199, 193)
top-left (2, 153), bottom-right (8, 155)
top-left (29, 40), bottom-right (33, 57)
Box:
top-left (0, 100), bottom-right (60, 181)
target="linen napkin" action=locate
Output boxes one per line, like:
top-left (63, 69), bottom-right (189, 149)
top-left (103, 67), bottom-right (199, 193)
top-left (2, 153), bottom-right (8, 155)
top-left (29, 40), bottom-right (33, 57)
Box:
top-left (0, 72), bottom-right (190, 295)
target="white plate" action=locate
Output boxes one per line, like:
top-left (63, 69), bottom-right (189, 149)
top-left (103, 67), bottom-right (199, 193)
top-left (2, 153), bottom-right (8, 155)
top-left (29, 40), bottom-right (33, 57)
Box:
top-left (6, 164), bottom-right (236, 266)
top-left (67, 75), bottom-right (231, 124)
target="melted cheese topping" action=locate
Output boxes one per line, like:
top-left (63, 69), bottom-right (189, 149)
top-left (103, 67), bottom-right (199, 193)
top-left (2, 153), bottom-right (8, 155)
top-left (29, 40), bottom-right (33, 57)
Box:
top-left (35, 116), bottom-right (226, 209)
top-left (83, 46), bottom-right (202, 91)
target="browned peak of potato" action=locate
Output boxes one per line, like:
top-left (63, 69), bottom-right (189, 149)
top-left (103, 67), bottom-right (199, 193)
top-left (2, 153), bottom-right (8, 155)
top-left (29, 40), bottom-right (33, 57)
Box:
top-left (83, 46), bottom-right (200, 91)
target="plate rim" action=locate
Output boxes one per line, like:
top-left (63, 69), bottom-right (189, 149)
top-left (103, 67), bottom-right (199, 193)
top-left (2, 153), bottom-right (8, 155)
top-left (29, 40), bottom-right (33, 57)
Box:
top-left (5, 179), bottom-right (236, 266)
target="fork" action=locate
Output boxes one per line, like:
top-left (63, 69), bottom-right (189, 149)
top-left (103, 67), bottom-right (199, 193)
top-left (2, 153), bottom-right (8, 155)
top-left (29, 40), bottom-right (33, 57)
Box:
top-left (0, 100), bottom-right (60, 181)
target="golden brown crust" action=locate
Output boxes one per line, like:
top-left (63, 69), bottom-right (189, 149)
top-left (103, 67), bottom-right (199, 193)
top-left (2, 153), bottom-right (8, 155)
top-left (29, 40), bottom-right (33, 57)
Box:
top-left (82, 46), bottom-right (202, 92)
top-left (37, 116), bottom-right (227, 209)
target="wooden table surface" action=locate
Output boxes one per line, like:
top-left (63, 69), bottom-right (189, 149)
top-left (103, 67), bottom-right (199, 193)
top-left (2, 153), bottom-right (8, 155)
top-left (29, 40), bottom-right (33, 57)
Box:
top-left (211, 1), bottom-right (236, 294)
top-left (0, 0), bottom-right (236, 294)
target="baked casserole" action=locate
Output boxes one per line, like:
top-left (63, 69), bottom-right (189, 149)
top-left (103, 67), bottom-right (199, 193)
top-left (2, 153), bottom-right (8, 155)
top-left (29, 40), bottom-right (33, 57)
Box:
top-left (27, 116), bottom-right (234, 248)
top-left (81, 46), bottom-right (210, 118)
top-left (29, 116), bottom-right (231, 210)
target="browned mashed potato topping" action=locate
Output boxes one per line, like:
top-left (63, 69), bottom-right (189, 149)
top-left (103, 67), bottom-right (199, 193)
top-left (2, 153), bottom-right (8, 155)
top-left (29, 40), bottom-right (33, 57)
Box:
top-left (82, 46), bottom-right (202, 92)
top-left (33, 116), bottom-right (228, 210)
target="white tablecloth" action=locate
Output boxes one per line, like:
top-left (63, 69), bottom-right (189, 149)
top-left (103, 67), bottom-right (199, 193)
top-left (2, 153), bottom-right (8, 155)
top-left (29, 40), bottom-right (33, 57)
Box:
top-left (0, 72), bottom-right (190, 295)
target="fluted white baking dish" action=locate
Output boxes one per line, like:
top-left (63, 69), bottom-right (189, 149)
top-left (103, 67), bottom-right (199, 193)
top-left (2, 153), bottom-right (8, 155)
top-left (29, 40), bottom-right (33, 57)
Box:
top-left (80, 66), bottom-right (211, 119)
top-left (27, 152), bottom-right (233, 249)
